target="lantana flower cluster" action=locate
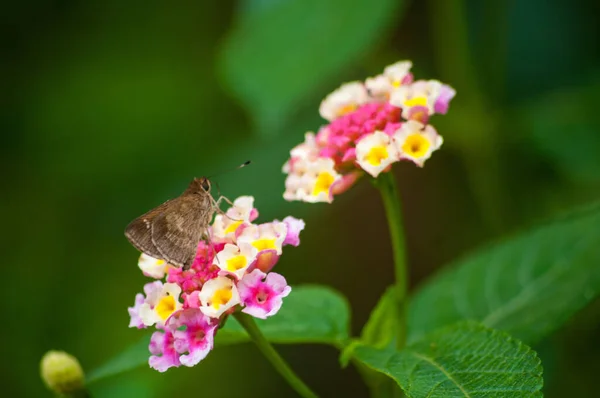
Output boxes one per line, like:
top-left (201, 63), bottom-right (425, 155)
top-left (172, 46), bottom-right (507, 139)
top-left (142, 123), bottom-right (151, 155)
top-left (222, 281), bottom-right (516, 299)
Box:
top-left (283, 60), bottom-right (456, 203)
top-left (128, 196), bottom-right (304, 372)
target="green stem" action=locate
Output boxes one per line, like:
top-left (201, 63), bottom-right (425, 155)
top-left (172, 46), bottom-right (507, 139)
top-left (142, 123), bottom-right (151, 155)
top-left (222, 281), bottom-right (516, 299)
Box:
top-left (373, 172), bottom-right (408, 349)
top-left (234, 312), bottom-right (318, 398)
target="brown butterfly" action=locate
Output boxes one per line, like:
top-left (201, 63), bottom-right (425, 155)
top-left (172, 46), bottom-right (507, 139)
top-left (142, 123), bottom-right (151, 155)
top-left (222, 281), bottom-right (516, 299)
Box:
top-left (124, 177), bottom-right (221, 270)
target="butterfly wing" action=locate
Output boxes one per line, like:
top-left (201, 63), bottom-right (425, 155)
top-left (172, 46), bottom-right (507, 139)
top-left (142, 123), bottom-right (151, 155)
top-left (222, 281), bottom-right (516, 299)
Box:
top-left (150, 194), bottom-right (214, 269)
top-left (124, 199), bottom-right (175, 260)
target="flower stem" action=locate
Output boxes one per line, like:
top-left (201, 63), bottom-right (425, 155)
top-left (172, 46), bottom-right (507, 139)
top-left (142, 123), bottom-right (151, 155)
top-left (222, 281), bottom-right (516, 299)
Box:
top-left (234, 312), bottom-right (318, 398)
top-left (373, 172), bottom-right (408, 349)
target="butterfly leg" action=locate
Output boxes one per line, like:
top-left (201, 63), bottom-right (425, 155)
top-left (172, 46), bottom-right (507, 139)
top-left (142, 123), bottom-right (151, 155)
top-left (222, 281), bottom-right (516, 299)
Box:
top-left (211, 196), bottom-right (243, 221)
top-left (214, 195), bottom-right (235, 209)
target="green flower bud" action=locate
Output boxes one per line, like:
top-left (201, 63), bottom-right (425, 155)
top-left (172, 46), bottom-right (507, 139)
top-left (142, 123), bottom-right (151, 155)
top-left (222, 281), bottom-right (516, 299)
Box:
top-left (40, 350), bottom-right (85, 396)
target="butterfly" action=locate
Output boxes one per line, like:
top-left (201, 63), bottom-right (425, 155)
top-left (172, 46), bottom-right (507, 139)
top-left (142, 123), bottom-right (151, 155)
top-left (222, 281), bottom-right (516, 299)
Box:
top-left (124, 177), bottom-right (220, 270)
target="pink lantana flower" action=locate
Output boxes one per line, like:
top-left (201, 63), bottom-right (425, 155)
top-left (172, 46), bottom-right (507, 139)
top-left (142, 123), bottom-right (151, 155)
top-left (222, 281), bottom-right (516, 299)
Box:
top-left (127, 293), bottom-right (145, 329)
top-left (166, 241), bottom-right (221, 294)
top-left (127, 195), bottom-right (302, 372)
top-left (198, 276), bottom-right (240, 318)
top-left (130, 281), bottom-right (182, 327)
top-left (355, 130), bottom-right (400, 177)
top-left (149, 310), bottom-right (218, 372)
top-left (281, 216), bottom-right (305, 247)
top-left (149, 326), bottom-right (180, 372)
top-left (284, 156), bottom-right (342, 203)
top-left (237, 221), bottom-right (288, 272)
top-left (213, 243), bottom-right (258, 279)
top-left (138, 253), bottom-right (170, 279)
top-left (390, 80), bottom-right (455, 124)
top-left (237, 222), bottom-right (287, 255)
top-left (171, 309), bottom-right (218, 367)
top-left (366, 60), bottom-right (413, 100)
top-left (238, 269), bottom-right (291, 319)
top-left (212, 196), bottom-right (258, 241)
top-left (394, 121), bottom-right (443, 167)
top-left (319, 81), bottom-right (369, 122)
top-left (283, 60), bottom-right (455, 203)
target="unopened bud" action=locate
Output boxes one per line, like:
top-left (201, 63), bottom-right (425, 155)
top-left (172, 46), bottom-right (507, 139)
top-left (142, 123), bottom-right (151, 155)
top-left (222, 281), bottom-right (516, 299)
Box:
top-left (40, 350), bottom-right (85, 395)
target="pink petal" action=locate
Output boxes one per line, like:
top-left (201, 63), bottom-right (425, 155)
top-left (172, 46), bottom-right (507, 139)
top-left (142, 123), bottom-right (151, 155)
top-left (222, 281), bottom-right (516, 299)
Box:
top-left (265, 273), bottom-right (292, 295)
top-left (249, 208), bottom-right (259, 222)
top-left (330, 171), bottom-right (361, 196)
top-left (282, 216), bottom-right (305, 247)
top-left (148, 329), bottom-right (181, 372)
top-left (383, 122), bottom-right (402, 136)
top-left (341, 148), bottom-right (356, 163)
top-left (238, 270), bottom-right (291, 319)
top-left (434, 84), bottom-right (456, 114)
top-left (169, 309), bottom-right (217, 367)
top-left (183, 291), bottom-right (201, 309)
top-left (253, 250), bottom-right (280, 273)
top-left (128, 293), bottom-right (146, 329)
top-left (407, 105), bottom-right (430, 124)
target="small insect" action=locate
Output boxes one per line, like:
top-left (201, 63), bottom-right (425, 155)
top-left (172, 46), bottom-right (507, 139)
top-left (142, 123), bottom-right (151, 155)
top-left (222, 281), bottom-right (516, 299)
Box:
top-left (124, 162), bottom-right (250, 270)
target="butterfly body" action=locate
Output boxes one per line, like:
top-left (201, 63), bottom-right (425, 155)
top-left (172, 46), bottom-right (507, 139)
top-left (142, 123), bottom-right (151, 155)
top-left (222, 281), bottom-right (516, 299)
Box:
top-left (125, 177), bottom-right (215, 270)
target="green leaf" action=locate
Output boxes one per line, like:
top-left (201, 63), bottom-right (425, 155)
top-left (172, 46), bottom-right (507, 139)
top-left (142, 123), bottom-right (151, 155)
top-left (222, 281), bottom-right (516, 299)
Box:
top-left (86, 334), bottom-right (152, 384)
top-left (354, 322), bottom-right (544, 398)
top-left (409, 203), bottom-right (600, 344)
top-left (218, 0), bottom-right (403, 135)
top-left (345, 285), bottom-right (401, 393)
top-left (218, 285), bottom-right (350, 345)
top-left (341, 286), bottom-right (404, 395)
top-left (86, 285), bottom-right (349, 383)
top-left (360, 285), bottom-right (398, 349)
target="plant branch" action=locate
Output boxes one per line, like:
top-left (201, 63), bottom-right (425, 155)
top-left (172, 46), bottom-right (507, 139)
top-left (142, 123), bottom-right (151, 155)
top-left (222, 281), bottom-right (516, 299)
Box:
top-left (234, 312), bottom-right (318, 398)
top-left (373, 172), bottom-right (408, 349)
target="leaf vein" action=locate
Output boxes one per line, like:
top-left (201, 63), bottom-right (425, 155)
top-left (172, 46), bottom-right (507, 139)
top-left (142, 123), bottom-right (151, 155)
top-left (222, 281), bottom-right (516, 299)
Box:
top-left (410, 351), bottom-right (471, 398)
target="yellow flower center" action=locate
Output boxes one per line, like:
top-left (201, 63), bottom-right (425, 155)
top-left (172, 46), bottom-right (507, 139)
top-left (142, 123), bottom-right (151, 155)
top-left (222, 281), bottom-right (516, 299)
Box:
top-left (252, 238), bottom-right (276, 251)
top-left (226, 255), bottom-right (247, 271)
top-left (211, 288), bottom-right (233, 309)
top-left (365, 145), bottom-right (389, 166)
top-left (224, 220), bottom-right (243, 234)
top-left (404, 96), bottom-right (427, 107)
top-left (312, 172), bottom-right (335, 196)
top-left (337, 103), bottom-right (357, 116)
top-left (156, 295), bottom-right (177, 320)
top-left (392, 80), bottom-right (402, 88)
top-left (402, 134), bottom-right (431, 158)
top-left (154, 259), bottom-right (165, 267)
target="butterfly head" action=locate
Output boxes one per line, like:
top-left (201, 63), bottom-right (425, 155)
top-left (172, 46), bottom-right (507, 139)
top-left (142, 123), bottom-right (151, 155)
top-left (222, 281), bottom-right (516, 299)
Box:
top-left (199, 177), bottom-right (211, 192)
top-left (188, 177), bottom-right (212, 194)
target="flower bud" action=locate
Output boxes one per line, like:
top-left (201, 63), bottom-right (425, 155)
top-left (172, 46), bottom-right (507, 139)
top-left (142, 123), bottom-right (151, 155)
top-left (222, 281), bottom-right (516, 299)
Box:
top-left (40, 350), bottom-right (85, 395)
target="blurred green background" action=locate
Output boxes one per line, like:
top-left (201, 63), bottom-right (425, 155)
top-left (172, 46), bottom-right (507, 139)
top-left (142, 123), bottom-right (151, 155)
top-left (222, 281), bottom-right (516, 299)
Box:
top-left (3, 0), bottom-right (600, 396)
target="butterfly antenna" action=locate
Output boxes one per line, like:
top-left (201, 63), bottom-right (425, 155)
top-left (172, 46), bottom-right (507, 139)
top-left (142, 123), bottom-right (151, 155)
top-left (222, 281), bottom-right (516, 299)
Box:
top-left (207, 160), bottom-right (251, 179)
